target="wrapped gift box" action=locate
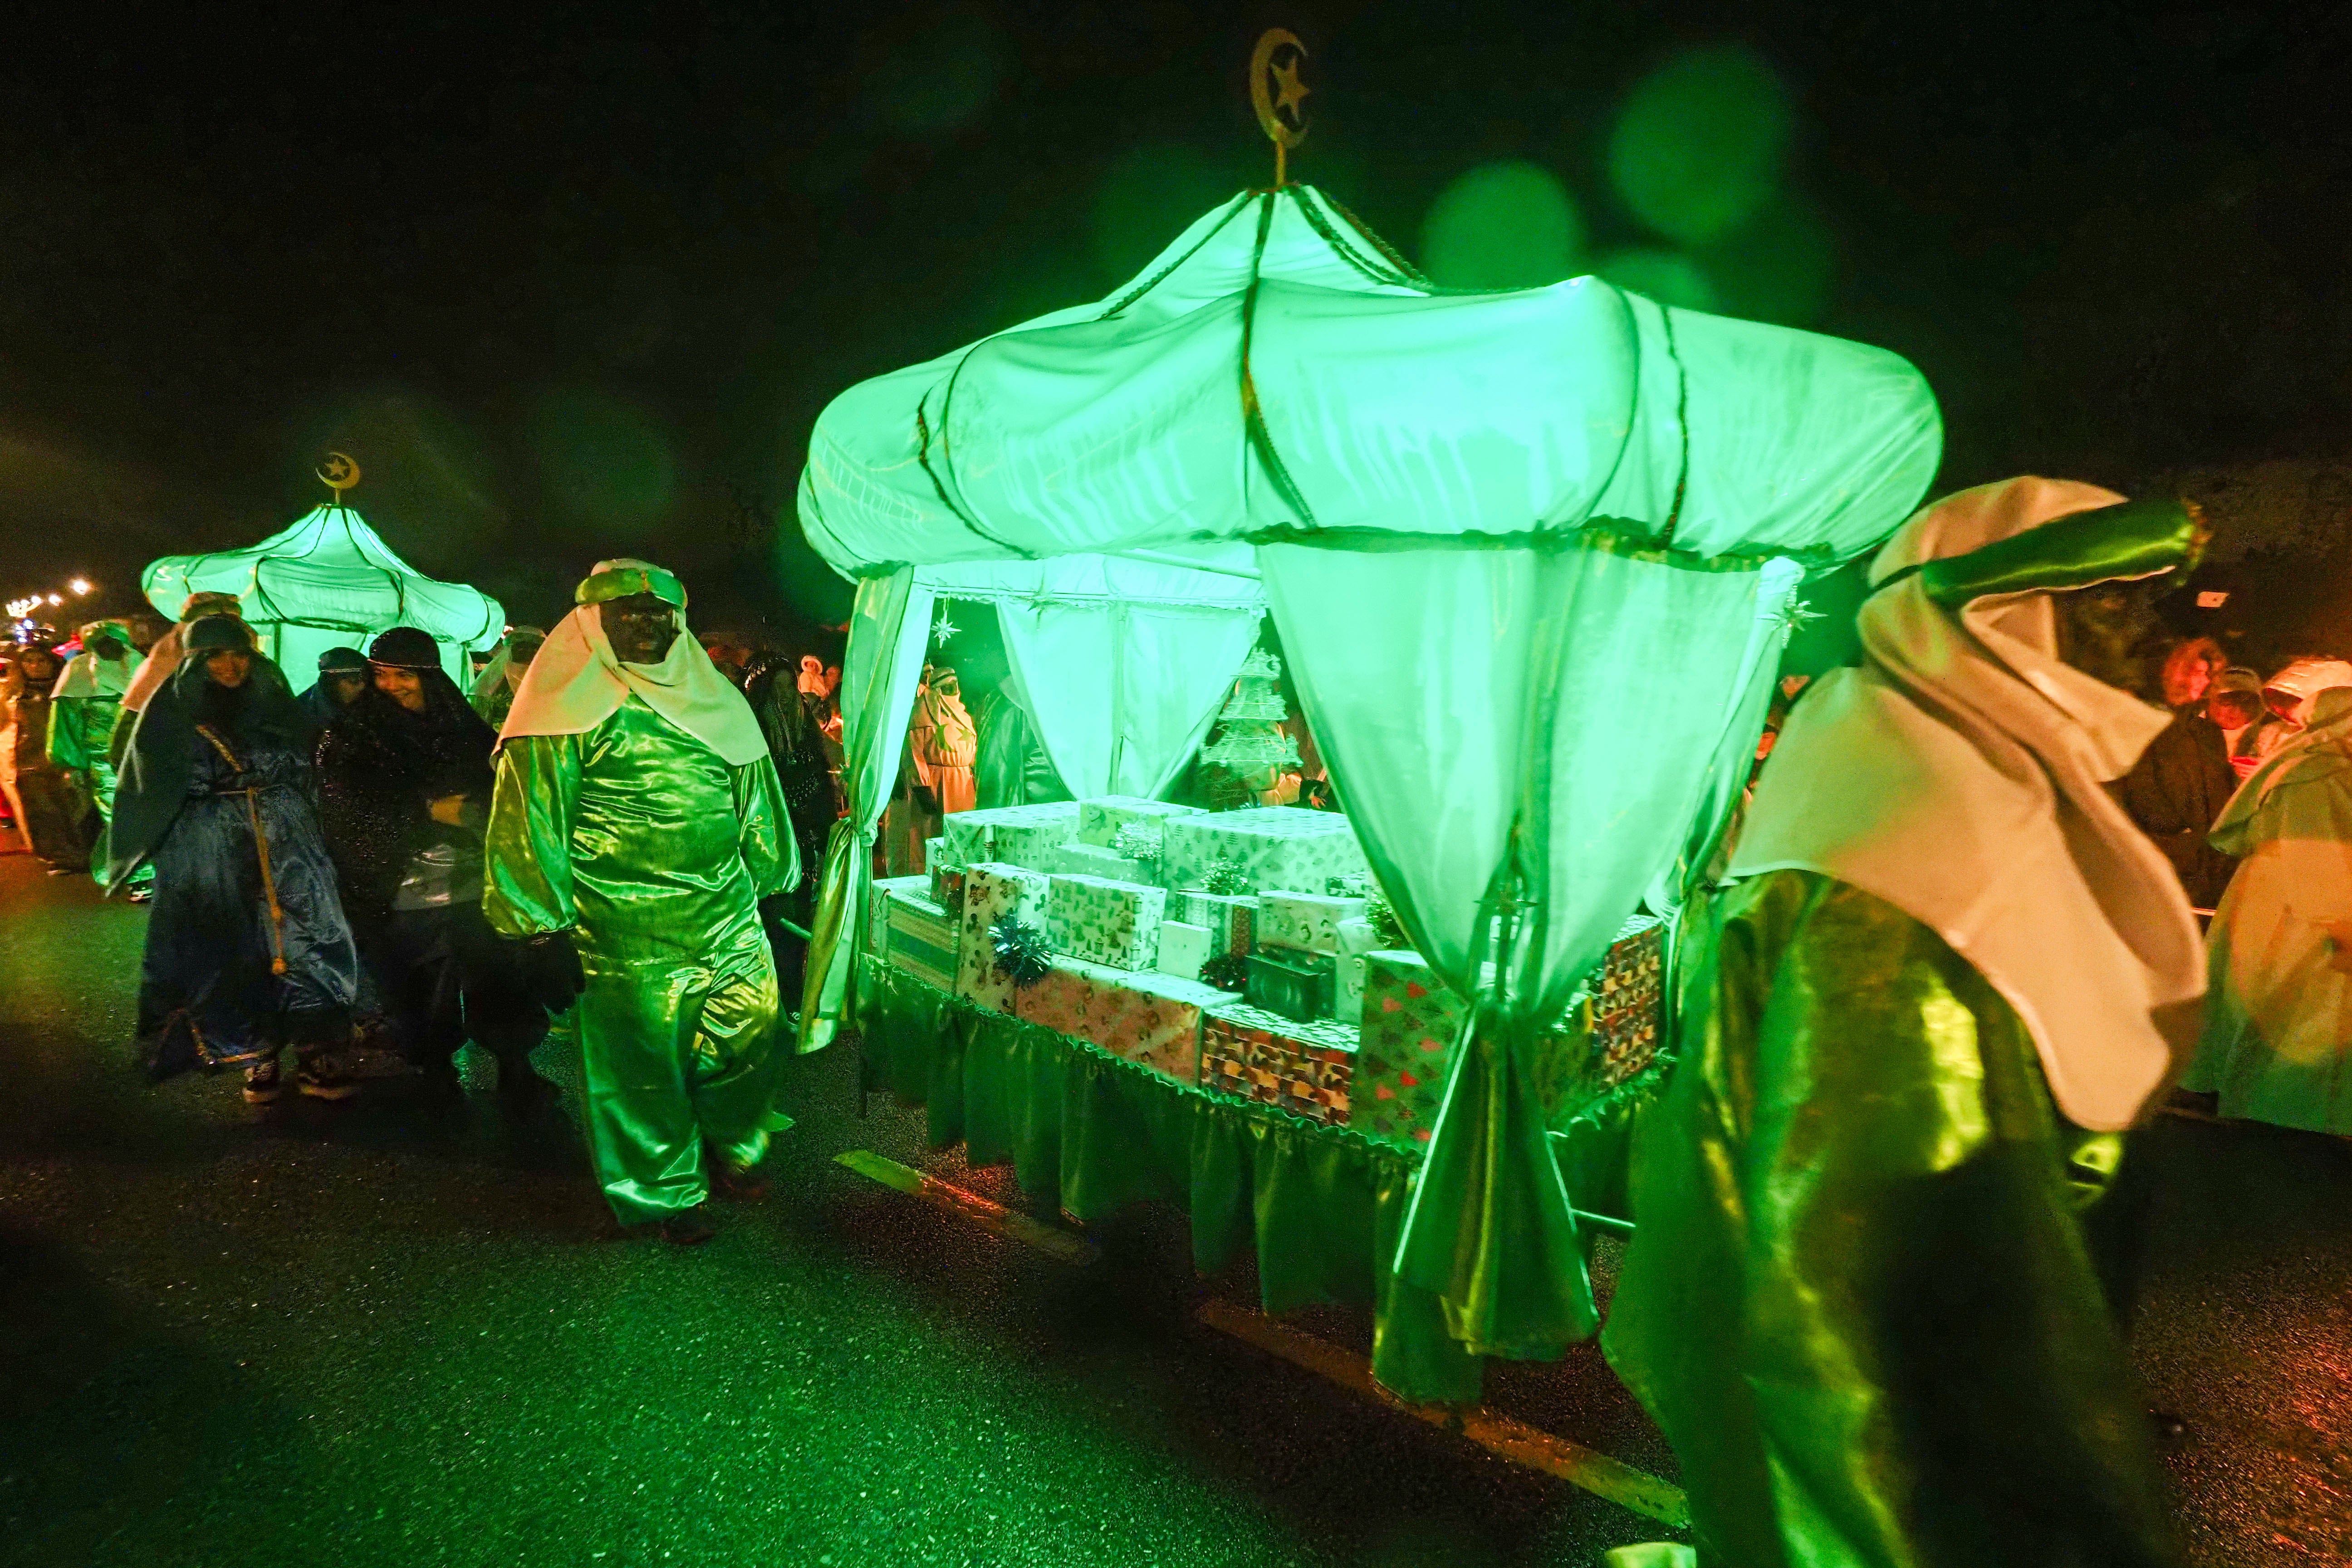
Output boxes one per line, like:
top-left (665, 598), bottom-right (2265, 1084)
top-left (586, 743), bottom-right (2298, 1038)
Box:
top-left (1201, 1001), bottom-right (1358, 1125)
top-left (940, 802), bottom-right (1080, 872)
top-left (867, 874), bottom-right (931, 958)
top-left (883, 887), bottom-right (960, 992)
top-left (1046, 874), bottom-right (1166, 971)
top-left (1014, 957), bottom-right (1223, 1083)
top-left (1077, 795), bottom-right (1203, 853)
top-left (1258, 889), bottom-right (1369, 954)
top-left (1246, 946), bottom-right (1335, 1021)
top-left (1334, 917), bottom-right (1383, 1022)
top-left (954, 861), bottom-right (1054, 1014)
top-left (1589, 916), bottom-right (1666, 1092)
top-left (1161, 808), bottom-right (1370, 897)
top-left (1155, 919), bottom-right (1213, 982)
top-left (1050, 842), bottom-right (1153, 883)
top-left (1170, 889), bottom-right (1256, 958)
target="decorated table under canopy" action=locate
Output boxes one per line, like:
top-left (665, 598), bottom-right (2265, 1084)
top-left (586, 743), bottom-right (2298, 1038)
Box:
top-left (793, 176), bottom-right (1941, 1401)
top-left (142, 465), bottom-right (505, 686)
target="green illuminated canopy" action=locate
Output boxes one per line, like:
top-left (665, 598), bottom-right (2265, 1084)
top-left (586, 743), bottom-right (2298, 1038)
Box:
top-left (142, 502), bottom-right (505, 684)
top-left (796, 184), bottom-right (1943, 1395)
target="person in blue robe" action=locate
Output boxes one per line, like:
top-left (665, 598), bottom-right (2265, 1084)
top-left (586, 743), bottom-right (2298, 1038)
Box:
top-left (110, 616), bottom-right (363, 1103)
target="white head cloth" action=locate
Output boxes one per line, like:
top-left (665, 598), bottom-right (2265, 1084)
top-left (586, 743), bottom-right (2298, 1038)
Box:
top-left (1729, 476), bottom-right (2205, 1131)
top-left (498, 566), bottom-right (766, 765)
top-left (2260, 657), bottom-right (2352, 724)
top-left (52, 647), bottom-right (135, 701)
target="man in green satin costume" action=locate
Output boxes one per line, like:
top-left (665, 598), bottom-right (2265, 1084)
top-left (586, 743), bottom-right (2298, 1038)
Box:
top-left (484, 559), bottom-right (798, 1245)
top-left (1604, 479), bottom-right (2208, 1568)
top-left (47, 618), bottom-right (150, 897)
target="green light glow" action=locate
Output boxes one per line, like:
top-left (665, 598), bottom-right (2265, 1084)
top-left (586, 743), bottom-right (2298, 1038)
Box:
top-left (1608, 46), bottom-right (1791, 246)
top-left (528, 387), bottom-right (677, 534)
top-left (1702, 194), bottom-right (1836, 327)
top-left (1419, 161), bottom-right (1585, 291)
top-left (1596, 248), bottom-right (1719, 312)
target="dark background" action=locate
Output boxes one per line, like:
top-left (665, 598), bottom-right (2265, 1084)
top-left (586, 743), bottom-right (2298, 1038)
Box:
top-left (5, 1), bottom-right (2351, 659)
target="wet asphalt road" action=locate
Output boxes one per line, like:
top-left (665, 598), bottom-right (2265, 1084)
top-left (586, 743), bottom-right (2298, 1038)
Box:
top-left (0, 848), bottom-right (2346, 1567)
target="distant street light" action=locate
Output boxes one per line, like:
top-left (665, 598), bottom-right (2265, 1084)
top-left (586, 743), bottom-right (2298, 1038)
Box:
top-left (68, 578), bottom-right (90, 595)
top-left (46, 594), bottom-right (62, 606)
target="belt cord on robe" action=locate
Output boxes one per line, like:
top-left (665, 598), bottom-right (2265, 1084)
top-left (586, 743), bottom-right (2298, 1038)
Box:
top-left (196, 724), bottom-right (290, 977)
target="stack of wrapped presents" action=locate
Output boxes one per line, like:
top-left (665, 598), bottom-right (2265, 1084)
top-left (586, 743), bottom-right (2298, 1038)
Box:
top-left (867, 798), bottom-right (1667, 1146)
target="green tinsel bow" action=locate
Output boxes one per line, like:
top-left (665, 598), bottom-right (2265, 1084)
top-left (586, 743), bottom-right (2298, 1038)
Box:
top-left (1200, 856), bottom-right (1253, 897)
top-left (990, 914), bottom-right (1053, 988)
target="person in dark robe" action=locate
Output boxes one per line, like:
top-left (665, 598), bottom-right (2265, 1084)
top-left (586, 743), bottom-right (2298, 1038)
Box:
top-left (2113, 670), bottom-right (2242, 911)
top-left (315, 627), bottom-right (553, 1101)
top-left (110, 616), bottom-right (362, 1102)
top-left (743, 649), bottom-right (843, 1007)
top-left (2, 641), bottom-right (95, 871)
top-left (298, 646), bottom-right (369, 735)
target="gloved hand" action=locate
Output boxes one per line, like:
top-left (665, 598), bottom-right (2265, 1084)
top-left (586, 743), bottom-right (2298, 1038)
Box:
top-left (524, 930), bottom-right (587, 1014)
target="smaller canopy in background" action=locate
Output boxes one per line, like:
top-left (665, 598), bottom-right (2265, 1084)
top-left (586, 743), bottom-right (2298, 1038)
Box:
top-left (142, 502), bottom-right (505, 686)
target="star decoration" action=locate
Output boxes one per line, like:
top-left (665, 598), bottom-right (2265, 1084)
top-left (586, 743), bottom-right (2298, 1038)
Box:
top-left (1271, 56), bottom-right (1310, 121)
top-left (322, 456), bottom-right (351, 482)
top-left (931, 608), bottom-right (959, 649)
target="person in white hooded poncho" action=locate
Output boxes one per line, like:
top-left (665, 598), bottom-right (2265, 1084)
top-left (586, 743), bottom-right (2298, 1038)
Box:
top-left (2185, 685), bottom-right (2352, 1134)
top-left (1602, 478), bottom-right (2205, 1568)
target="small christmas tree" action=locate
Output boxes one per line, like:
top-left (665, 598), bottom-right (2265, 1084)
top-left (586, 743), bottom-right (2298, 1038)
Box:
top-left (1198, 647), bottom-right (1302, 778)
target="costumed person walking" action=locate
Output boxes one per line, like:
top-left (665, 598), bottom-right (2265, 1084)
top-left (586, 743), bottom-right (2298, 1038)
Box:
top-left (2, 640), bottom-right (94, 871)
top-left (298, 646), bottom-right (369, 735)
top-left (48, 618), bottom-right (146, 896)
top-left (468, 626), bottom-right (545, 729)
top-left (483, 560), bottom-right (797, 1245)
top-left (118, 592), bottom-right (249, 727)
top-left (317, 627), bottom-right (553, 1102)
top-left (110, 616), bottom-right (362, 1102)
top-left (1603, 479), bottom-right (2205, 1568)
top-left (2184, 687), bottom-right (2352, 1135)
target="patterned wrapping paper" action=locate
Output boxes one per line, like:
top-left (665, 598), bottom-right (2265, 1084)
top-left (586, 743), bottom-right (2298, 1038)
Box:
top-left (884, 888), bottom-right (960, 992)
top-left (1049, 842), bottom-right (1153, 883)
top-left (1200, 1000), bottom-right (1360, 1126)
top-left (1334, 917), bottom-right (1382, 1021)
top-left (1160, 808), bottom-right (1372, 896)
top-left (1013, 957), bottom-right (1225, 1084)
top-left (1257, 889), bottom-right (1369, 954)
top-left (940, 802), bottom-right (1081, 872)
top-left (1076, 795), bottom-right (1203, 850)
top-left (1348, 926), bottom-right (1656, 1150)
top-left (923, 835), bottom-right (953, 872)
top-left (1170, 890), bottom-right (1256, 958)
top-left (1046, 873), bottom-right (1167, 971)
top-left (954, 861), bottom-right (1054, 1014)
top-left (1154, 919), bottom-right (1212, 981)
top-left (867, 875), bottom-right (931, 958)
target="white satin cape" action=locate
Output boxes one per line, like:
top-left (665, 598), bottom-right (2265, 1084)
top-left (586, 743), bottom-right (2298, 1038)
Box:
top-left (498, 603), bottom-right (767, 766)
top-left (1728, 476), bottom-right (2206, 1131)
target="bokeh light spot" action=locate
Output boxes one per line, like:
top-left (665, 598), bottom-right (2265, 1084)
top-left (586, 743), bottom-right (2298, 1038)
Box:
top-left (1419, 160), bottom-right (1585, 291)
top-left (1608, 45), bottom-right (1792, 246)
top-left (1595, 248), bottom-right (1720, 311)
top-left (528, 389), bottom-right (677, 536)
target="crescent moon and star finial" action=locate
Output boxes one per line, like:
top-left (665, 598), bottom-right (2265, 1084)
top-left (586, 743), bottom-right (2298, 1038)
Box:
top-left (318, 451), bottom-right (362, 500)
top-left (1249, 29), bottom-right (1310, 188)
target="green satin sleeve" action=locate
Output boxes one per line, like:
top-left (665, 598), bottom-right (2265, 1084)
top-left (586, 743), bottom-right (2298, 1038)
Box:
top-left (1602, 869), bottom-right (2176, 1568)
top-left (729, 755), bottom-right (798, 900)
top-left (482, 732), bottom-right (583, 938)
top-left (47, 696), bottom-right (95, 771)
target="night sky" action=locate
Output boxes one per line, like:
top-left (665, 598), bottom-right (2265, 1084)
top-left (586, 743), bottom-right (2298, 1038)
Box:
top-left (7, 1), bottom-right (2352, 652)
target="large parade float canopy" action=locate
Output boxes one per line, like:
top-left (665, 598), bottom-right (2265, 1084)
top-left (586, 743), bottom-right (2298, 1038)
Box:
top-left (141, 459), bottom-right (505, 686)
top-left (796, 62), bottom-right (1941, 1397)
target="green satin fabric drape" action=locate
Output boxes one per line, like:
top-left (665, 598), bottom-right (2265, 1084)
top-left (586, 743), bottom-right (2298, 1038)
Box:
top-left (855, 957), bottom-right (1487, 1403)
top-left (800, 568), bottom-right (935, 1050)
top-left (1603, 870), bottom-right (2173, 1568)
top-left (1263, 536), bottom-right (1769, 1364)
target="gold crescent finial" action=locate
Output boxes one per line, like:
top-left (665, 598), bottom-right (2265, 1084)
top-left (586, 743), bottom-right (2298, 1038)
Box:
top-left (318, 451), bottom-right (362, 498)
top-left (1250, 29), bottom-right (1310, 187)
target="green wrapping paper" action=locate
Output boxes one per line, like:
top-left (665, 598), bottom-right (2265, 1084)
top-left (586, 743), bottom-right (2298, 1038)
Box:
top-left (941, 801), bottom-right (1080, 871)
top-left (1603, 871), bottom-right (2176, 1568)
top-left (868, 874), bottom-right (929, 960)
top-left (1077, 795), bottom-right (1202, 849)
top-left (1161, 808), bottom-right (1371, 896)
top-left (1047, 873), bottom-right (1166, 970)
top-left (1171, 889), bottom-right (1256, 957)
top-left (1050, 841), bottom-right (1152, 882)
top-left (1257, 888), bottom-right (1368, 953)
top-left (884, 888), bottom-right (960, 992)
